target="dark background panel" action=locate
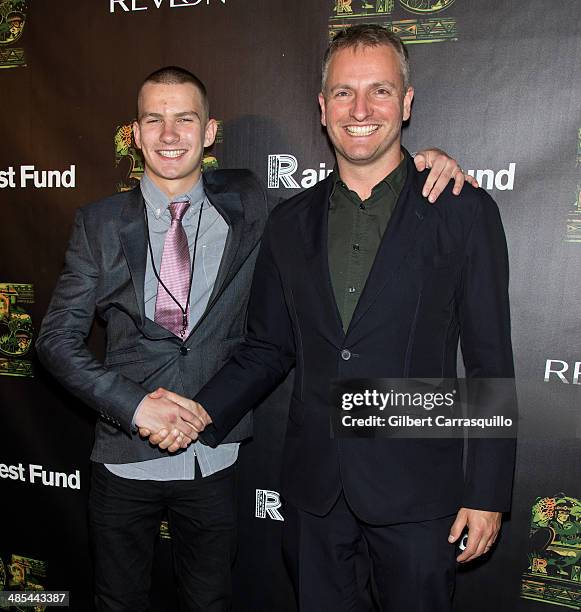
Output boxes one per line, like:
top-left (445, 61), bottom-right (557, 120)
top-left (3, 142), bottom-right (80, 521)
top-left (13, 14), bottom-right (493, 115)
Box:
top-left (0, 1), bottom-right (580, 610)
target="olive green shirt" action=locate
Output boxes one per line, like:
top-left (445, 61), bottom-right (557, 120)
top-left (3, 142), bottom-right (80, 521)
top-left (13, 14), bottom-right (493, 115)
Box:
top-left (328, 156), bottom-right (407, 332)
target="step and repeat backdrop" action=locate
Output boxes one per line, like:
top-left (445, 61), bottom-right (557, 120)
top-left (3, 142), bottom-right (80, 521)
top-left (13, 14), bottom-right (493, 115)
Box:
top-left (1, 1), bottom-right (580, 610)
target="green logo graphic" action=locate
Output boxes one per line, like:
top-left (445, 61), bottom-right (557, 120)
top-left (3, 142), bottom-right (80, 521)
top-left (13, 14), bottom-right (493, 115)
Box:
top-left (399, 0), bottom-right (455, 14)
top-left (0, 282), bottom-right (34, 378)
top-left (2, 553), bottom-right (47, 612)
top-left (330, 0), bottom-right (458, 44)
top-left (521, 494), bottom-right (581, 609)
top-left (565, 128), bottom-right (581, 243)
top-left (114, 122), bottom-right (145, 192)
top-left (0, 556), bottom-right (5, 592)
top-left (114, 121), bottom-right (223, 193)
top-left (0, 0), bottom-right (27, 69)
top-left (333, 0), bottom-right (394, 18)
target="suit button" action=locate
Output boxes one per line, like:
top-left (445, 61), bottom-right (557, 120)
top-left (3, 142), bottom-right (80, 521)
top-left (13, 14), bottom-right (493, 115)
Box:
top-left (179, 346), bottom-right (189, 356)
top-left (341, 349), bottom-right (351, 361)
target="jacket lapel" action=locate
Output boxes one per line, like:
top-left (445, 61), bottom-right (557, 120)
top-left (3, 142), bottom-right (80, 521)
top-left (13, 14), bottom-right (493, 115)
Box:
top-left (205, 191), bottom-right (244, 308)
top-left (118, 189), bottom-right (179, 340)
top-left (186, 171), bottom-right (263, 336)
top-left (297, 176), bottom-right (345, 342)
top-left (347, 154), bottom-right (430, 333)
top-left (118, 188), bottom-right (148, 328)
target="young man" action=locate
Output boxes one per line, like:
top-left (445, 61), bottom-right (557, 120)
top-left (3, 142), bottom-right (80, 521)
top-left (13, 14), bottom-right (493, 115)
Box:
top-left (37, 63), bottom-right (468, 611)
top-left (148, 26), bottom-right (515, 612)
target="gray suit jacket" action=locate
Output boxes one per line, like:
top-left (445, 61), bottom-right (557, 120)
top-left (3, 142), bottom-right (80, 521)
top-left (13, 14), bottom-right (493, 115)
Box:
top-left (36, 169), bottom-right (269, 463)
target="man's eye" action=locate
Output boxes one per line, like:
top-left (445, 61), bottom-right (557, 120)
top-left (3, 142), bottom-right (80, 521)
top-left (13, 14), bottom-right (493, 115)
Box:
top-left (335, 91), bottom-right (350, 98)
top-left (178, 117), bottom-right (193, 122)
top-left (146, 119), bottom-right (160, 123)
top-left (376, 88), bottom-right (391, 96)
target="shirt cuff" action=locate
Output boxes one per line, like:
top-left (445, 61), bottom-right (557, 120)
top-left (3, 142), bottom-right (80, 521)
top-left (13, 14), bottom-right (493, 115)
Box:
top-left (132, 395), bottom-right (149, 433)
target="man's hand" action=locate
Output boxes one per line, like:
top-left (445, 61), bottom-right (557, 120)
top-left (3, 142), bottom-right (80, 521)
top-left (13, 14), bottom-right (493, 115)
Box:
top-left (138, 388), bottom-right (212, 453)
top-left (415, 148), bottom-right (479, 203)
top-left (135, 389), bottom-right (210, 452)
top-left (448, 507), bottom-right (502, 563)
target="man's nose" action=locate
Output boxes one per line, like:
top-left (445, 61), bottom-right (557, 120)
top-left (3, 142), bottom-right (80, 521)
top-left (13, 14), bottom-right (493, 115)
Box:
top-left (160, 121), bottom-right (179, 143)
top-left (351, 93), bottom-right (372, 121)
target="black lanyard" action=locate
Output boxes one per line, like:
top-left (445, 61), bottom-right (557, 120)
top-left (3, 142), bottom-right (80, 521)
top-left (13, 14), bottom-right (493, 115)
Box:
top-left (143, 195), bottom-right (204, 339)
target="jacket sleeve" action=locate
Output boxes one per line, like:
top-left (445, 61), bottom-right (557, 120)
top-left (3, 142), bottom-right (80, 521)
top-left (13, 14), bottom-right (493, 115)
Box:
top-left (35, 208), bottom-right (146, 434)
top-left (458, 193), bottom-right (517, 512)
top-left (196, 215), bottom-right (296, 446)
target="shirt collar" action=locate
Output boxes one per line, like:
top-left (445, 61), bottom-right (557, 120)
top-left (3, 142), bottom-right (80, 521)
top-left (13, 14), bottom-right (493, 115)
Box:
top-left (331, 149), bottom-right (407, 204)
top-left (140, 171), bottom-right (207, 220)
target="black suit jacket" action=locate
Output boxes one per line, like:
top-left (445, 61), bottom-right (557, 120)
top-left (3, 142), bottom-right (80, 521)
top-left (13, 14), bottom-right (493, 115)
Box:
top-left (197, 153), bottom-right (516, 524)
top-left (37, 169), bottom-right (269, 463)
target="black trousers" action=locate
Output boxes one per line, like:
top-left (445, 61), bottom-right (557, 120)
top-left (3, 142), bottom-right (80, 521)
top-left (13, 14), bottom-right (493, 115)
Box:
top-left (283, 493), bottom-right (457, 612)
top-left (89, 462), bottom-right (237, 612)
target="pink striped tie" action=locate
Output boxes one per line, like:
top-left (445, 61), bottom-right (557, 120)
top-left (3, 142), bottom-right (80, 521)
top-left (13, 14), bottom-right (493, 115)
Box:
top-left (154, 200), bottom-right (191, 337)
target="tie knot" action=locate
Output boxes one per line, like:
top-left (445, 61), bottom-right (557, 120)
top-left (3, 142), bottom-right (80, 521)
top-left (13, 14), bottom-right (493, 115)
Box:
top-left (169, 200), bottom-right (190, 222)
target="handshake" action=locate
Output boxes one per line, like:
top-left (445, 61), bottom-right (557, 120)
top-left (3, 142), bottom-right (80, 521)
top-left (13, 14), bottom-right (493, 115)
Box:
top-left (134, 387), bottom-right (212, 453)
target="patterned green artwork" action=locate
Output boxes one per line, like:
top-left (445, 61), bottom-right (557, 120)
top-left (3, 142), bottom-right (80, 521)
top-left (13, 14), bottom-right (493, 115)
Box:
top-left (0, 283), bottom-right (34, 378)
top-left (0, 553), bottom-right (47, 612)
top-left (0, 0), bottom-right (27, 69)
top-left (329, 0), bottom-right (457, 44)
top-left (521, 494), bottom-right (581, 609)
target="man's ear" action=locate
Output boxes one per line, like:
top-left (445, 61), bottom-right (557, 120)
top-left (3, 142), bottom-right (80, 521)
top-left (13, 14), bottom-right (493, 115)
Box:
top-left (318, 92), bottom-right (327, 127)
top-left (402, 86), bottom-right (414, 122)
top-left (133, 120), bottom-right (142, 149)
top-left (204, 118), bottom-right (218, 148)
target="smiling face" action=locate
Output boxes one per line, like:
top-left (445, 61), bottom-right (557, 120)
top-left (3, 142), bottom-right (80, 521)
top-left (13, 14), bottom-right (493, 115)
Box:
top-left (319, 44), bottom-right (413, 179)
top-left (133, 81), bottom-right (217, 197)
